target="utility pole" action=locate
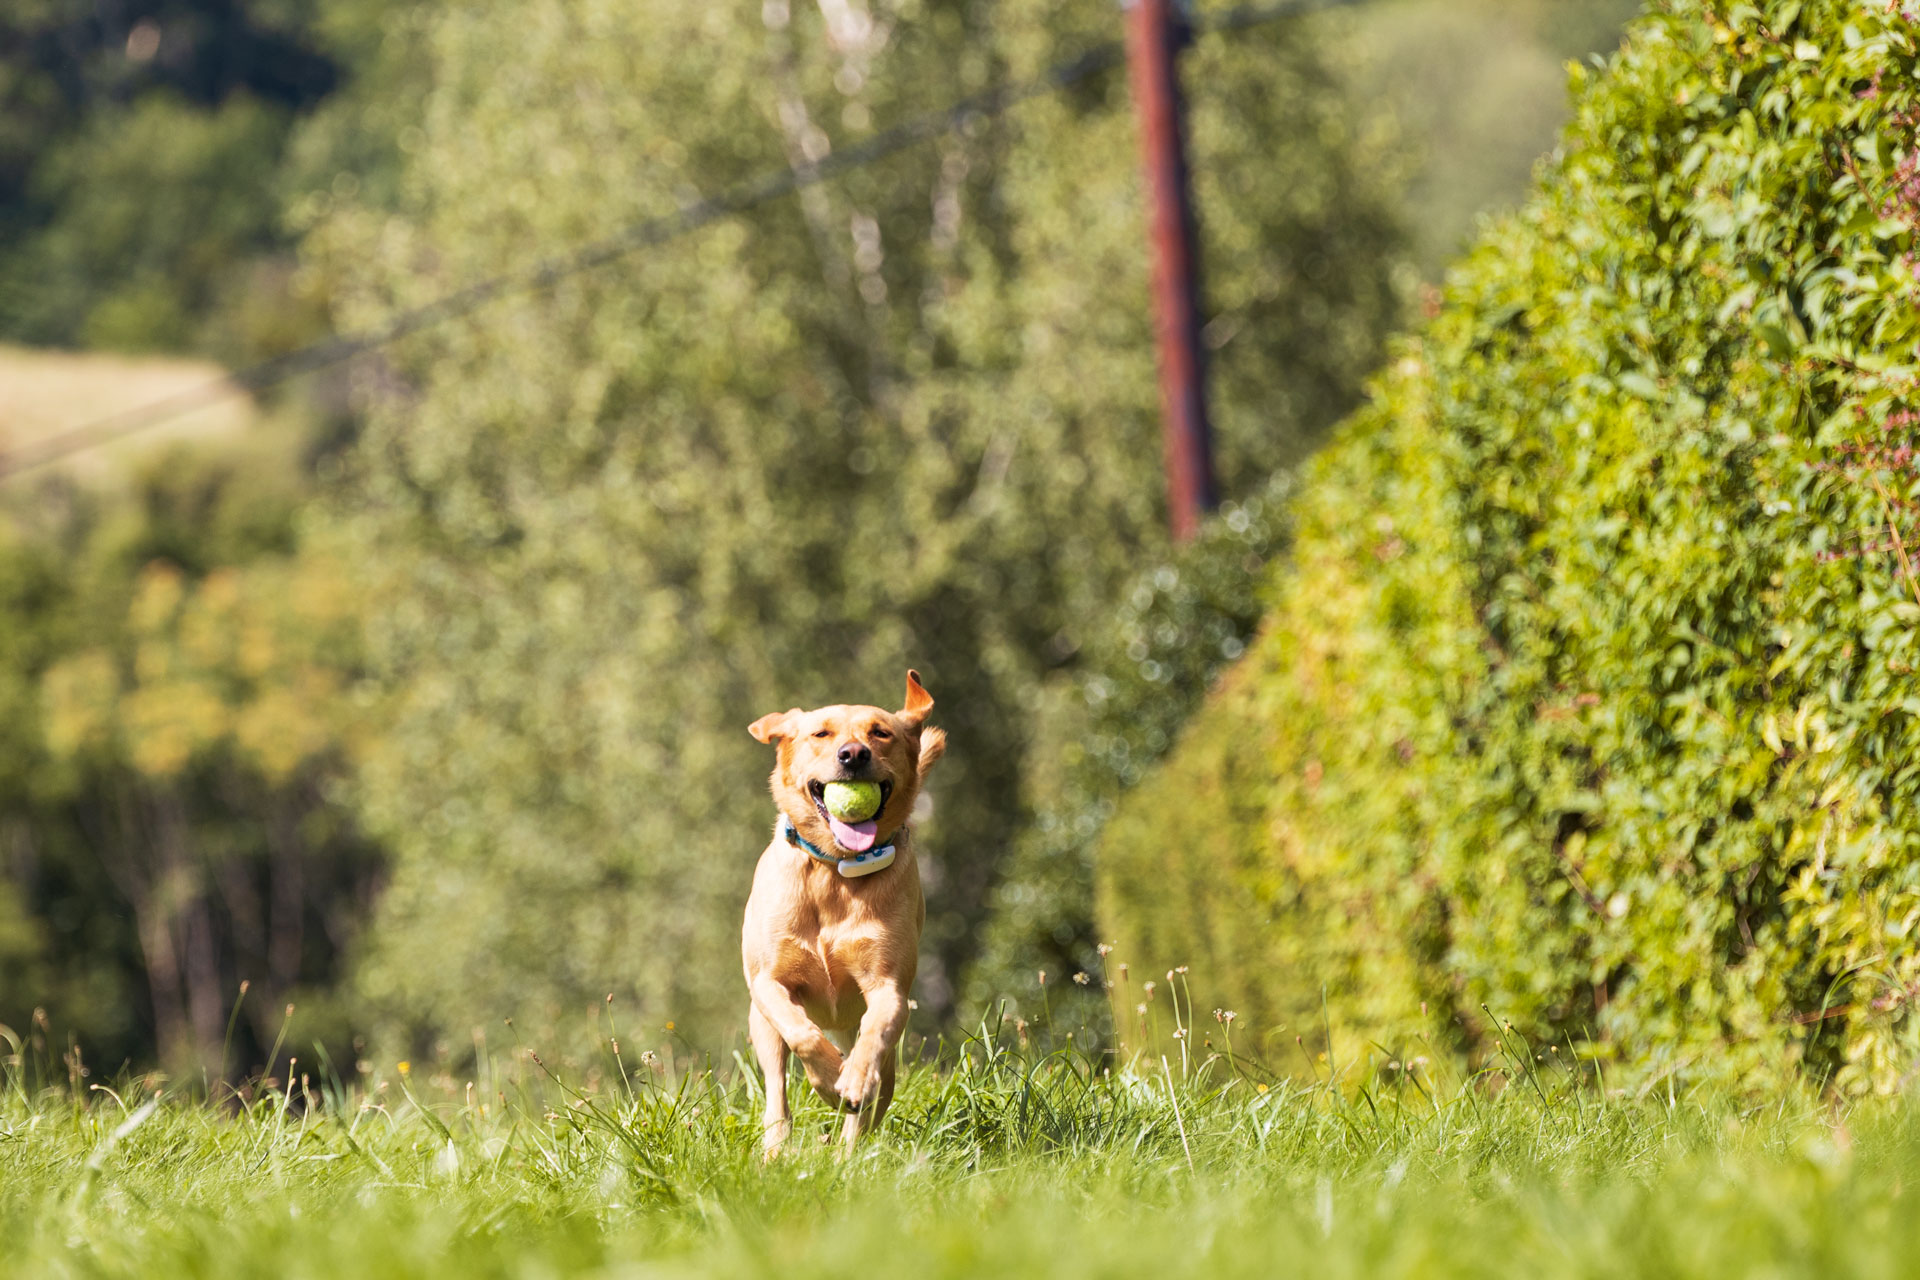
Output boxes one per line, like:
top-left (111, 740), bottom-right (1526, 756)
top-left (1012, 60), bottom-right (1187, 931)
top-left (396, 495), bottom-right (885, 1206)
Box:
top-left (1125, 0), bottom-right (1216, 542)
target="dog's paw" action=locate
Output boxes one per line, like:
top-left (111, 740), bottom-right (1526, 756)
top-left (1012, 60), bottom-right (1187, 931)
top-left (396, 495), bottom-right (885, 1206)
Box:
top-left (835, 1055), bottom-right (882, 1110)
top-left (799, 1043), bottom-right (845, 1102)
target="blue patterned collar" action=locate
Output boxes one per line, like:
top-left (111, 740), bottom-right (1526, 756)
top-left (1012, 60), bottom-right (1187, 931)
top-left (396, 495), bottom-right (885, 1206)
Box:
top-left (780, 814), bottom-right (898, 878)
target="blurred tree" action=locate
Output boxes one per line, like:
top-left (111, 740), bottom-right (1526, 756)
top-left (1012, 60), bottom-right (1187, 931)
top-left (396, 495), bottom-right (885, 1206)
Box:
top-left (0, 9), bottom-right (417, 1075)
top-left (1343, 0), bottom-right (1642, 277)
top-left (15, 93), bottom-right (292, 351)
top-left (0, 454), bottom-right (379, 1081)
top-left (306, 0), bottom-right (1407, 1051)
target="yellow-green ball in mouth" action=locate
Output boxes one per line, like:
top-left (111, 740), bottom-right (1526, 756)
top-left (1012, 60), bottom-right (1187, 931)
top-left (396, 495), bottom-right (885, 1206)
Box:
top-left (822, 780), bottom-right (883, 823)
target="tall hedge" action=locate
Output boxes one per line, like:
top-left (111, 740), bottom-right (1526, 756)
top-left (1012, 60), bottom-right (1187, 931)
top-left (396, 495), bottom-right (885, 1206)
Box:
top-left (1101, 0), bottom-right (1920, 1091)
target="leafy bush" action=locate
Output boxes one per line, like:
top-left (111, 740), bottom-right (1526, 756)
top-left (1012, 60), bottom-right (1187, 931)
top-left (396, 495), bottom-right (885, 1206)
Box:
top-left (1100, 0), bottom-right (1920, 1091)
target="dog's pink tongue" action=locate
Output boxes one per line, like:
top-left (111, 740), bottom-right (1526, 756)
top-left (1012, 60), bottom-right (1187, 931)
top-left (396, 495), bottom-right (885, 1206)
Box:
top-left (828, 815), bottom-right (879, 852)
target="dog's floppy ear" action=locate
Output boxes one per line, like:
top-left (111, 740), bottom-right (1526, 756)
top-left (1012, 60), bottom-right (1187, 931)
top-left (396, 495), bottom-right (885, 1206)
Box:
top-left (917, 726), bottom-right (947, 775)
top-left (900, 669), bottom-right (934, 728)
top-left (902, 671), bottom-right (943, 775)
top-left (748, 708), bottom-right (804, 744)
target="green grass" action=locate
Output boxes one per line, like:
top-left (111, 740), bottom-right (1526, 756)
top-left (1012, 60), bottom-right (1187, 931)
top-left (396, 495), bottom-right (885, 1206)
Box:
top-left (3, 1022), bottom-right (1915, 1278)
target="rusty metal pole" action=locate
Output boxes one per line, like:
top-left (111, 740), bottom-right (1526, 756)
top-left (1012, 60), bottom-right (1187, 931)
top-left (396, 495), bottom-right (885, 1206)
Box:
top-left (1126, 0), bottom-right (1215, 542)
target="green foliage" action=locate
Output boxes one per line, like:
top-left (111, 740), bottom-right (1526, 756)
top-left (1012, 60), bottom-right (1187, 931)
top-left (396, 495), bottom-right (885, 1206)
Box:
top-left (1101, 0), bottom-right (1920, 1091)
top-left (2, 1028), bottom-right (1917, 1279)
top-left (0, 0), bottom-right (1652, 1078)
top-left (10, 93), bottom-right (292, 351)
top-left (0, 0), bottom-right (1649, 1075)
top-left (309, 0), bottom-right (1407, 1052)
top-left (0, 0), bottom-right (345, 356)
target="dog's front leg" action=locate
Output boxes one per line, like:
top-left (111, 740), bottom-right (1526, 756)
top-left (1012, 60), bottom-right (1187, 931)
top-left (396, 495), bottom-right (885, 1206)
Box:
top-left (748, 974), bottom-right (844, 1102)
top-left (836, 981), bottom-right (908, 1137)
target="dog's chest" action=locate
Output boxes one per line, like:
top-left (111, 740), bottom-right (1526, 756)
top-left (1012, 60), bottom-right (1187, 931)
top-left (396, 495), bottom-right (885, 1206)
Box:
top-left (777, 893), bottom-right (888, 1029)
top-left (776, 929), bottom-right (872, 1031)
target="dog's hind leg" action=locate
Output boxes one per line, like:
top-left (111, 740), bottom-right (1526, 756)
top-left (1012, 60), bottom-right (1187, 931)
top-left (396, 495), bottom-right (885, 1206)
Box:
top-left (749, 1003), bottom-right (792, 1160)
top-left (875, 1051), bottom-right (897, 1124)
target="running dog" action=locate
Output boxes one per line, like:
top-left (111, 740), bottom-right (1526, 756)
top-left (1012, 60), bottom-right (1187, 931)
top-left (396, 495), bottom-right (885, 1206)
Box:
top-left (740, 670), bottom-right (944, 1156)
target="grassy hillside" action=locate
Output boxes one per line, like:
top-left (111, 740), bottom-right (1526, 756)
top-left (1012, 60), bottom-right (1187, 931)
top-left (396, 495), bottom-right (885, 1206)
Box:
top-left (1100, 0), bottom-right (1920, 1092)
top-left (0, 344), bottom-right (265, 488)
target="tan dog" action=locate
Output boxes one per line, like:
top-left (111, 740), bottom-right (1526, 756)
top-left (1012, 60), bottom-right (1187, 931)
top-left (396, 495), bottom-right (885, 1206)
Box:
top-left (741, 670), bottom-right (944, 1157)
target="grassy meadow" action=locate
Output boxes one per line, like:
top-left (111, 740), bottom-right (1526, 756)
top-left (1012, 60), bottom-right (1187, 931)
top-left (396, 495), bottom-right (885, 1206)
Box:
top-left (4, 1011), bottom-right (1918, 1279)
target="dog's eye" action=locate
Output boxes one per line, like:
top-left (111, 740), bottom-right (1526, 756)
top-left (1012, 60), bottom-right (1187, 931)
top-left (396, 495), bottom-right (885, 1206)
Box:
top-left (812, 730), bottom-right (831, 739)
top-left (871, 727), bottom-right (892, 739)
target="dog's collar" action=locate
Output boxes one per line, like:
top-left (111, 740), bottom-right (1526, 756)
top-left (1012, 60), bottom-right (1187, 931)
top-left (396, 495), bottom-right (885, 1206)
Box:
top-left (781, 814), bottom-right (898, 878)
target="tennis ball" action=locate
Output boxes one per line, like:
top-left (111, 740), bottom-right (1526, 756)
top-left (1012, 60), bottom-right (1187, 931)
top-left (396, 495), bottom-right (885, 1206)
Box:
top-left (823, 780), bottom-right (883, 822)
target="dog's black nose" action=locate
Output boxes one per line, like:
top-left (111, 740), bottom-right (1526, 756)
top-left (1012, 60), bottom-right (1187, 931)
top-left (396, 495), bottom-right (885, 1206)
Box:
top-left (837, 742), bottom-right (871, 768)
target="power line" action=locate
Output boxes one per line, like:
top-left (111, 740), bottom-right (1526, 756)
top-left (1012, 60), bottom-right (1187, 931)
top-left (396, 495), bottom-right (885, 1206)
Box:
top-left (1, 0), bottom-right (1366, 480)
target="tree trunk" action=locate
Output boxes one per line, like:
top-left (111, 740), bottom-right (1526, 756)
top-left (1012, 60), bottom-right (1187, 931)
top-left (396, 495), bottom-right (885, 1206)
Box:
top-left (90, 779), bottom-right (196, 1073)
top-left (144, 785), bottom-right (226, 1077)
top-left (267, 793), bottom-right (306, 1001)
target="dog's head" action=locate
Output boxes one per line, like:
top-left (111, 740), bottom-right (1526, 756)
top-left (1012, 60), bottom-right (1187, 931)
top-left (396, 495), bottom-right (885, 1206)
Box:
top-left (749, 669), bottom-right (947, 855)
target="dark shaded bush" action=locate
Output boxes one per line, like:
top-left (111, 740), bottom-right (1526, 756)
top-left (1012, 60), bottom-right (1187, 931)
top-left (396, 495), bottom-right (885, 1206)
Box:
top-left (0, 0), bottom-right (348, 355)
top-left (965, 480), bottom-right (1291, 1025)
